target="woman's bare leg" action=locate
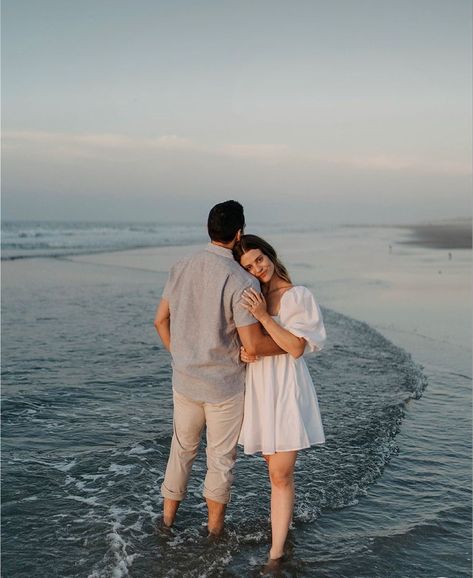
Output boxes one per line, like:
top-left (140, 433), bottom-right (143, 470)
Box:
top-left (265, 451), bottom-right (297, 560)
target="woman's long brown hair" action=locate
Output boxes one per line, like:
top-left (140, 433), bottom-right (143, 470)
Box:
top-left (233, 234), bottom-right (292, 284)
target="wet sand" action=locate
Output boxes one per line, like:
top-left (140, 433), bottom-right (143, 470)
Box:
top-left (68, 223), bottom-right (471, 358)
top-left (398, 219), bottom-right (472, 249)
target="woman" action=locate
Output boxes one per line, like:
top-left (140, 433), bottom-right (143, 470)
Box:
top-left (233, 235), bottom-right (326, 564)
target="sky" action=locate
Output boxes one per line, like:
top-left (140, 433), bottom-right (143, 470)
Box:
top-left (2, 0), bottom-right (472, 224)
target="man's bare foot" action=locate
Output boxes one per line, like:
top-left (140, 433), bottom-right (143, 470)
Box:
top-left (198, 524), bottom-right (224, 540)
top-left (155, 516), bottom-right (174, 538)
top-left (207, 528), bottom-right (224, 542)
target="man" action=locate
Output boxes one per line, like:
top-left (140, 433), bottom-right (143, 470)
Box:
top-left (154, 200), bottom-right (283, 536)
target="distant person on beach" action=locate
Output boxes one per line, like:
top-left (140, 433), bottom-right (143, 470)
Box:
top-left (233, 234), bottom-right (326, 566)
top-left (154, 201), bottom-right (283, 536)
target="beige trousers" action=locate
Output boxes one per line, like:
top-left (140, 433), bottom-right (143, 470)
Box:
top-left (161, 389), bottom-right (244, 504)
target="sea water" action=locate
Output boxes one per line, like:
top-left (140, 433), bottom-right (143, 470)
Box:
top-left (2, 221), bottom-right (471, 577)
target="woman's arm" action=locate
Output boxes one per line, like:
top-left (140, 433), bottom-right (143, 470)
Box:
top-left (259, 315), bottom-right (306, 358)
top-left (242, 289), bottom-right (306, 358)
top-left (237, 323), bottom-right (286, 357)
top-left (154, 298), bottom-right (171, 352)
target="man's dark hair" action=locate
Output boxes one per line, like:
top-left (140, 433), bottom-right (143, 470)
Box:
top-left (207, 200), bottom-right (245, 243)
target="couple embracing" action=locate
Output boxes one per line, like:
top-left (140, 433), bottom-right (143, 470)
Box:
top-left (154, 200), bottom-right (326, 563)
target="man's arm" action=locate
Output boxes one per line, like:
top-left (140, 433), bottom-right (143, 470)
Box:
top-left (154, 298), bottom-right (171, 352)
top-left (237, 323), bottom-right (285, 357)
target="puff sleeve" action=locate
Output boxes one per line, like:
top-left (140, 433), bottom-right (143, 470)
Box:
top-left (280, 286), bottom-right (326, 353)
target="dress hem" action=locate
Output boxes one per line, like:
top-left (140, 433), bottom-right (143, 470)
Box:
top-left (239, 439), bottom-right (325, 456)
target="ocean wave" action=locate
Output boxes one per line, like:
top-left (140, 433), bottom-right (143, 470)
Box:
top-left (1, 220), bottom-right (207, 260)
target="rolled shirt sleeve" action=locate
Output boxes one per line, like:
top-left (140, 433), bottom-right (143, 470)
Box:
top-left (232, 276), bottom-right (261, 328)
top-left (162, 265), bottom-right (176, 301)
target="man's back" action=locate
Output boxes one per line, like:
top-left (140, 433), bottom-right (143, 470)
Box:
top-left (163, 243), bottom-right (259, 403)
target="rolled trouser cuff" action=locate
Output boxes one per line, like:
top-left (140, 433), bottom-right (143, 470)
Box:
top-left (161, 482), bottom-right (187, 501)
top-left (203, 486), bottom-right (231, 504)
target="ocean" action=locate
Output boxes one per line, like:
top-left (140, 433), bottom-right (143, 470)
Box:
top-left (1, 221), bottom-right (471, 577)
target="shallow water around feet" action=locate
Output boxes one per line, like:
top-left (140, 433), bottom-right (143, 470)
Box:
top-left (3, 259), bottom-right (447, 578)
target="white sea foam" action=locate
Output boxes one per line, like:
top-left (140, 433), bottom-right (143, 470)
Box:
top-left (66, 495), bottom-right (101, 506)
top-left (81, 474), bottom-right (107, 481)
top-left (106, 529), bottom-right (139, 578)
top-left (125, 518), bottom-right (143, 532)
top-left (2, 220), bottom-right (206, 260)
top-left (75, 480), bottom-right (98, 493)
top-left (109, 463), bottom-right (136, 476)
top-left (54, 459), bottom-right (77, 472)
top-left (127, 444), bottom-right (155, 455)
top-left (109, 505), bottom-right (135, 522)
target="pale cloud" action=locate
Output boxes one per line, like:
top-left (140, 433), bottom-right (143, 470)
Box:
top-left (151, 135), bottom-right (198, 150)
top-left (220, 143), bottom-right (290, 160)
top-left (315, 153), bottom-right (472, 176)
top-left (3, 130), bottom-right (198, 152)
top-left (3, 129), bottom-right (471, 224)
top-left (3, 130), bottom-right (472, 176)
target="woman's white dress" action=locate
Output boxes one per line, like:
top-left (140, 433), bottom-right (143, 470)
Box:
top-left (239, 286), bottom-right (326, 455)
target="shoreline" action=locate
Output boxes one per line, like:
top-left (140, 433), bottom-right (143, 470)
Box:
top-left (3, 219), bottom-right (472, 263)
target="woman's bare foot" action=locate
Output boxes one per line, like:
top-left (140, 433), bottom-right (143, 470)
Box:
top-left (261, 554), bottom-right (286, 575)
top-left (269, 548), bottom-right (284, 560)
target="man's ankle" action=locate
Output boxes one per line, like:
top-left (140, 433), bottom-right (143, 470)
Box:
top-left (162, 516), bottom-right (174, 528)
top-left (205, 498), bottom-right (226, 535)
top-left (163, 497), bottom-right (180, 527)
top-left (207, 522), bottom-right (224, 536)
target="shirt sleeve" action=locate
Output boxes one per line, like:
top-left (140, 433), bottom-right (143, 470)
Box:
top-left (233, 275), bottom-right (261, 328)
top-left (161, 266), bottom-right (175, 301)
top-left (280, 286), bottom-right (326, 353)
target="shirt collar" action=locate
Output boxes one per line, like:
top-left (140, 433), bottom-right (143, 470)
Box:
top-left (205, 242), bottom-right (234, 260)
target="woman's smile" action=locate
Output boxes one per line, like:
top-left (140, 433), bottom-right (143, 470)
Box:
top-left (257, 269), bottom-right (271, 282)
top-left (240, 249), bottom-right (274, 282)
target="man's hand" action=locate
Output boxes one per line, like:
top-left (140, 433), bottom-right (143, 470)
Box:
top-left (240, 346), bottom-right (259, 363)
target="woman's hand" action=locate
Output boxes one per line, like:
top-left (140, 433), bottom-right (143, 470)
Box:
top-left (240, 346), bottom-right (259, 363)
top-left (241, 288), bottom-right (270, 322)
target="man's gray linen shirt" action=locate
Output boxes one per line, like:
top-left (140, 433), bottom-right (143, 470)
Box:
top-left (162, 243), bottom-right (260, 403)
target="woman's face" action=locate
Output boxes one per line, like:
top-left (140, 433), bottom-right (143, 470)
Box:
top-left (240, 249), bottom-right (275, 284)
